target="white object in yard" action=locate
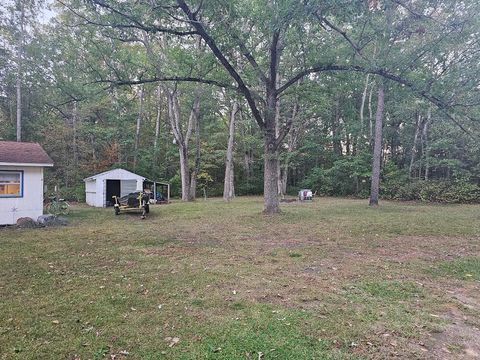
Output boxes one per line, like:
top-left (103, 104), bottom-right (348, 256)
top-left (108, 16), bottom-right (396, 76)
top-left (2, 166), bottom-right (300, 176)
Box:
top-left (0, 141), bottom-right (54, 225)
top-left (298, 189), bottom-right (313, 201)
top-left (84, 168), bottom-right (145, 207)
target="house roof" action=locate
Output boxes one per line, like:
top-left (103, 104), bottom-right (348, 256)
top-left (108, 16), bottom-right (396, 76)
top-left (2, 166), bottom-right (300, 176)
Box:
top-left (84, 168), bottom-right (145, 181)
top-left (0, 141), bottom-right (54, 166)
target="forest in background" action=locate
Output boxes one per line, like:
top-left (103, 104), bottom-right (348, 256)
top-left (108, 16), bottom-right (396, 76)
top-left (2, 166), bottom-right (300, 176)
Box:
top-left (1, 0), bottom-right (479, 207)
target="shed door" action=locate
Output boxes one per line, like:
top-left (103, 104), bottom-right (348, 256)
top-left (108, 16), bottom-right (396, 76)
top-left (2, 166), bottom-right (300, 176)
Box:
top-left (106, 180), bottom-right (121, 206)
top-left (121, 180), bottom-right (137, 197)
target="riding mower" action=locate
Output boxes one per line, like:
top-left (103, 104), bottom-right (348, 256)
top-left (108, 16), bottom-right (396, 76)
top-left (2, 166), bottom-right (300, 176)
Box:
top-left (112, 192), bottom-right (150, 219)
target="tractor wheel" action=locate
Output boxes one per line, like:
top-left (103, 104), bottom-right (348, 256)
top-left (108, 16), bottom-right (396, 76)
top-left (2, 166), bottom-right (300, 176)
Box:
top-left (114, 207), bottom-right (120, 215)
top-left (144, 204), bottom-right (150, 214)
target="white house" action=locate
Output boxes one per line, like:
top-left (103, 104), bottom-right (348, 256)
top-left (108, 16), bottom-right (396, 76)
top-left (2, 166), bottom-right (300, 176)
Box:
top-left (0, 141), bottom-right (54, 225)
top-left (84, 168), bottom-right (145, 207)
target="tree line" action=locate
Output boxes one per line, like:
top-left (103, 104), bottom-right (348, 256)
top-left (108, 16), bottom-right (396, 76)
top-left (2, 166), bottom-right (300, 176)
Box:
top-left (1, 0), bottom-right (479, 213)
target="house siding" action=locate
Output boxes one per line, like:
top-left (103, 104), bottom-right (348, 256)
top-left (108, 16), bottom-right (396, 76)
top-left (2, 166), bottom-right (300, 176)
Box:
top-left (0, 166), bottom-right (44, 225)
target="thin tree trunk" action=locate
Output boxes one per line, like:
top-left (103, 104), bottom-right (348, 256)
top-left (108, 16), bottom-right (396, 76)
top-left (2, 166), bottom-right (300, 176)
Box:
top-left (369, 81), bottom-right (385, 207)
top-left (72, 101), bottom-right (78, 167)
top-left (368, 82), bottom-right (374, 146)
top-left (423, 107), bottom-right (431, 180)
top-left (133, 85), bottom-right (144, 171)
top-left (91, 134), bottom-right (97, 172)
top-left (409, 113), bottom-right (422, 178)
top-left (332, 98), bottom-right (342, 156)
top-left (152, 85), bottom-right (162, 172)
top-left (280, 100), bottom-right (299, 195)
top-left (15, 0), bottom-right (25, 142)
top-left (189, 102), bottom-right (201, 200)
top-left (360, 74), bottom-right (370, 127)
top-left (241, 110), bottom-right (253, 184)
top-left (154, 85), bottom-right (161, 150)
top-left (224, 100), bottom-right (238, 201)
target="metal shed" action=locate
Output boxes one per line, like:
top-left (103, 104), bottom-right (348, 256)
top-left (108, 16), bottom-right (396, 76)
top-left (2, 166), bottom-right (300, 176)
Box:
top-left (84, 168), bottom-right (145, 207)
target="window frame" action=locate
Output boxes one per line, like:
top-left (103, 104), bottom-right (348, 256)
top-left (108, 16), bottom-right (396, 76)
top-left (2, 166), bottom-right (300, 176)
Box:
top-left (0, 170), bottom-right (24, 198)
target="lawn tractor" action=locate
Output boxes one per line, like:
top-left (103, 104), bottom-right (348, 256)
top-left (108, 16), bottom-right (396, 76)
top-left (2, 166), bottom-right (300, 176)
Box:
top-left (112, 192), bottom-right (150, 219)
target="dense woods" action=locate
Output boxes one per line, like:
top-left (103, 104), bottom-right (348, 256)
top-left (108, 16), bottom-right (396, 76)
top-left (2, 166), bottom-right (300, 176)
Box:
top-left (1, 0), bottom-right (479, 212)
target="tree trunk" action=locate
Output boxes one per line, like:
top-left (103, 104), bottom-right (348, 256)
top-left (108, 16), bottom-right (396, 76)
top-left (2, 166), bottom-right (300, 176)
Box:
top-left (332, 98), bottom-right (342, 156)
top-left (133, 85), bottom-right (144, 171)
top-left (72, 101), bottom-right (78, 167)
top-left (280, 100), bottom-right (299, 196)
top-left (223, 101), bottom-right (238, 201)
top-left (179, 145), bottom-right (191, 201)
top-left (368, 82), bottom-right (374, 146)
top-left (15, 0), bottom-right (25, 142)
top-left (423, 107), bottom-right (431, 180)
top-left (189, 103), bottom-right (201, 200)
top-left (154, 85), bottom-right (161, 149)
top-left (241, 110), bottom-right (253, 184)
top-left (166, 89), bottom-right (200, 201)
top-left (369, 81), bottom-right (385, 207)
top-left (360, 74), bottom-right (370, 131)
top-left (264, 140), bottom-right (280, 214)
top-left (263, 88), bottom-right (281, 214)
top-left (409, 113), bottom-right (422, 178)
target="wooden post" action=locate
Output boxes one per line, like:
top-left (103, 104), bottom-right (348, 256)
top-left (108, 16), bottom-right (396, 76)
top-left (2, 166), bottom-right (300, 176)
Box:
top-left (167, 183), bottom-right (170, 203)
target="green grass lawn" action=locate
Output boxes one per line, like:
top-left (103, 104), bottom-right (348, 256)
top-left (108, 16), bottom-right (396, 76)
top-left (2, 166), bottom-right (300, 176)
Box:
top-left (1, 197), bottom-right (479, 359)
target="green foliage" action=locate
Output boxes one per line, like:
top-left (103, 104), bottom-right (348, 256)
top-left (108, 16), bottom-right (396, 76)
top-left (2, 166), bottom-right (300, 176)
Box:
top-left (383, 180), bottom-right (480, 204)
top-left (301, 152), bottom-right (371, 197)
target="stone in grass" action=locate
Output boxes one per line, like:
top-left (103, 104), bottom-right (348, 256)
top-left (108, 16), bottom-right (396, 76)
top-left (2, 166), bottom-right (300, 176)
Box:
top-left (16, 217), bottom-right (39, 228)
top-left (37, 214), bottom-right (69, 227)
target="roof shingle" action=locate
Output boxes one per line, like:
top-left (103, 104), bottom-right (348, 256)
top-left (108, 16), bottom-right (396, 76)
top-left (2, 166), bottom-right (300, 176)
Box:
top-left (0, 141), bottom-right (54, 166)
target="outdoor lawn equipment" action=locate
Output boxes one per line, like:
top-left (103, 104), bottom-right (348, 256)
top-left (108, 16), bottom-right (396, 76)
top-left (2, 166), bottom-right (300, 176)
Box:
top-left (112, 192), bottom-right (150, 219)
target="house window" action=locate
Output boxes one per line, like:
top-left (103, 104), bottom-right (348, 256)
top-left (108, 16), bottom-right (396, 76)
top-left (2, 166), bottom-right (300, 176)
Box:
top-left (0, 171), bottom-right (23, 197)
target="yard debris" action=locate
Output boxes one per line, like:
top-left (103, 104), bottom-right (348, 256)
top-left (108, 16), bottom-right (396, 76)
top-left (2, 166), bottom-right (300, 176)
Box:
top-left (37, 214), bottom-right (68, 227)
top-left (165, 337), bottom-right (180, 347)
top-left (51, 320), bottom-right (60, 324)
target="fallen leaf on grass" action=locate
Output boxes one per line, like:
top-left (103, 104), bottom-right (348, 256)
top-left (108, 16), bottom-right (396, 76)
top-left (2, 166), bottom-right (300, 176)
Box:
top-left (165, 337), bottom-right (180, 347)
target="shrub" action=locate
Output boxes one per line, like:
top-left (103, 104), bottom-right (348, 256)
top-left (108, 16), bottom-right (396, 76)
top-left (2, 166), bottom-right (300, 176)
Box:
top-left (383, 179), bottom-right (480, 203)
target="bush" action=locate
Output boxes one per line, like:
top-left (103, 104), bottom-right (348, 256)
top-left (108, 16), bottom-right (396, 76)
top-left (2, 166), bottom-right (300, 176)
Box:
top-left (383, 179), bottom-right (480, 203)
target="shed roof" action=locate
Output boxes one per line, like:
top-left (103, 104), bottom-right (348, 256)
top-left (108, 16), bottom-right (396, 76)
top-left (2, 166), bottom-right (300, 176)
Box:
top-left (84, 168), bottom-right (145, 182)
top-left (0, 141), bottom-right (54, 166)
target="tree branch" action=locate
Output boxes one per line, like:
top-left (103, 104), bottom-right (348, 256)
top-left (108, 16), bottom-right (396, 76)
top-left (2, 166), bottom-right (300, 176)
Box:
top-left (279, 63), bottom-right (477, 138)
top-left (176, 0), bottom-right (265, 130)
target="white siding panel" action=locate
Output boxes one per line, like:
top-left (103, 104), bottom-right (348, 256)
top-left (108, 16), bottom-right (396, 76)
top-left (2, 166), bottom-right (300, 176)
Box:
top-left (85, 180), bottom-right (97, 206)
top-left (0, 166), bottom-right (45, 225)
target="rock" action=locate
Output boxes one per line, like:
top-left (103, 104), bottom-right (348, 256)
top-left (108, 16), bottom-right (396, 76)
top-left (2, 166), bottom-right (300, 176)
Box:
top-left (37, 214), bottom-right (56, 225)
top-left (37, 214), bottom-right (68, 227)
top-left (16, 217), bottom-right (39, 228)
